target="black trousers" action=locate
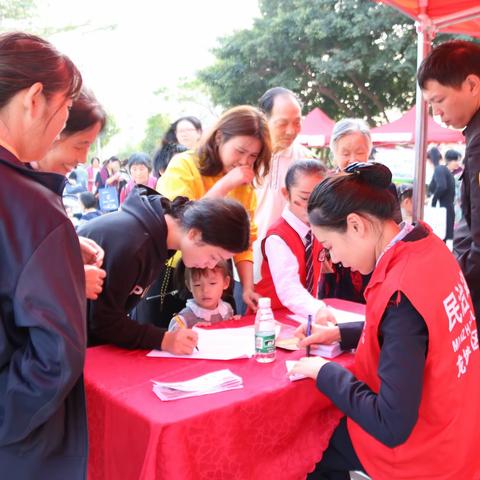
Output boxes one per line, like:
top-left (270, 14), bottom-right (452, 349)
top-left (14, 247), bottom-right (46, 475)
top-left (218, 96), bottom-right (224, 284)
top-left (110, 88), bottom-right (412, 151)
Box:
top-left (307, 417), bottom-right (366, 480)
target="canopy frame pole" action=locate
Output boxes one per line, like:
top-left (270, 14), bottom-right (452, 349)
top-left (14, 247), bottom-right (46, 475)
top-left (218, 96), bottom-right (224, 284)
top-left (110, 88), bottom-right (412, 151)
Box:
top-left (412, 8), bottom-right (436, 222)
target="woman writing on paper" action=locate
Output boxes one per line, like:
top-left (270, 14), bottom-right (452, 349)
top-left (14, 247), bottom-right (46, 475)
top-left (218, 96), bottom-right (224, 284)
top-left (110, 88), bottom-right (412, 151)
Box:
top-left (78, 191), bottom-right (250, 354)
top-left (290, 162), bottom-right (480, 479)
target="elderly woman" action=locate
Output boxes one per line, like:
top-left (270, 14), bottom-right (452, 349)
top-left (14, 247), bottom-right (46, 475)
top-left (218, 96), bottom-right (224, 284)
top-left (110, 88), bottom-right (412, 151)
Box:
top-left (330, 118), bottom-right (373, 170)
top-left (330, 118), bottom-right (401, 222)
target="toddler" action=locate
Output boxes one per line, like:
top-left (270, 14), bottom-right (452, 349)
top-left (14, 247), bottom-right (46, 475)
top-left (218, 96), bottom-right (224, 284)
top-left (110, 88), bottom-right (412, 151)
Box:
top-left (168, 260), bottom-right (237, 330)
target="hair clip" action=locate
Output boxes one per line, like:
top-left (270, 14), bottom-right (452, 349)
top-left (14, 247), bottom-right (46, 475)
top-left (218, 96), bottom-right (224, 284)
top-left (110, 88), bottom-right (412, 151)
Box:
top-left (343, 162), bottom-right (370, 174)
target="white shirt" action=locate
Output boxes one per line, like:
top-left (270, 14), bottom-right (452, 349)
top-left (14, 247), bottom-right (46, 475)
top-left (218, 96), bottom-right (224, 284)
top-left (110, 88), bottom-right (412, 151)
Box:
top-left (262, 206), bottom-right (325, 320)
top-left (253, 142), bottom-right (312, 282)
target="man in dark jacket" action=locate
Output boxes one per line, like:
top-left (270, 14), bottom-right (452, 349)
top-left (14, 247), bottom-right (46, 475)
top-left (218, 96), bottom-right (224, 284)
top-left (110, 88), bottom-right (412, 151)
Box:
top-left (0, 147), bottom-right (87, 479)
top-left (418, 40), bottom-right (480, 325)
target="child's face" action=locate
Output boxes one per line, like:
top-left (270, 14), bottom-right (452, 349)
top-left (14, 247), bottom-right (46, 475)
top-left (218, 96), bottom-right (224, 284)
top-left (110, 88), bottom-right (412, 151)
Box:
top-left (188, 268), bottom-right (229, 310)
top-left (284, 173), bottom-right (324, 225)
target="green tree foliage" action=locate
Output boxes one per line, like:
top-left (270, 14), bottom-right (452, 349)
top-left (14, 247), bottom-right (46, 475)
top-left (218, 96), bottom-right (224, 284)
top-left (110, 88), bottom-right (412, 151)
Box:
top-left (198, 0), bottom-right (419, 124)
top-left (0, 0), bottom-right (35, 27)
top-left (100, 114), bottom-right (120, 149)
top-left (140, 113), bottom-right (171, 156)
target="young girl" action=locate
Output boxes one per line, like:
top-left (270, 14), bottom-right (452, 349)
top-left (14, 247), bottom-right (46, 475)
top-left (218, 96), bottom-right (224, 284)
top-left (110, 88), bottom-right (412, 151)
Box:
top-left (290, 162), bottom-right (480, 479)
top-left (77, 189), bottom-right (250, 354)
top-left (168, 260), bottom-right (237, 331)
top-left (255, 159), bottom-right (333, 323)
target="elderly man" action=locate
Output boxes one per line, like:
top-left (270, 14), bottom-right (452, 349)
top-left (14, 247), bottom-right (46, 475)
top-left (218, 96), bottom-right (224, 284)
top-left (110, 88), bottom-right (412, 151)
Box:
top-left (253, 87), bottom-right (312, 282)
top-left (418, 40), bottom-right (480, 325)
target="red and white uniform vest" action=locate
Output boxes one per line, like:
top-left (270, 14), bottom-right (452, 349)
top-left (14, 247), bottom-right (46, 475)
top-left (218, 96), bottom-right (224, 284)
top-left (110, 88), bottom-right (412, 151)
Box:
top-left (348, 224), bottom-right (480, 479)
top-left (254, 217), bottom-right (323, 311)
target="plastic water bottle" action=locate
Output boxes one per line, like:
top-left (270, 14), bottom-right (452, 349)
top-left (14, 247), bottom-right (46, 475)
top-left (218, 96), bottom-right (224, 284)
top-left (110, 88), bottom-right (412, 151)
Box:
top-left (255, 297), bottom-right (276, 363)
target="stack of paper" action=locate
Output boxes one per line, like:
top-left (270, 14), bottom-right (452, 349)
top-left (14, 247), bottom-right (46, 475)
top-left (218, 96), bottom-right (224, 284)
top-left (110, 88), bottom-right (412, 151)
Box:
top-left (310, 342), bottom-right (343, 358)
top-left (152, 369), bottom-right (243, 401)
top-left (276, 325), bottom-right (344, 359)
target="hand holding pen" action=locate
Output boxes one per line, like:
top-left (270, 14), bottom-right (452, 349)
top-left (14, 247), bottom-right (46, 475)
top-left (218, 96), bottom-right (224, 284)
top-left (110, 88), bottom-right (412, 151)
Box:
top-left (306, 314), bottom-right (312, 357)
top-left (174, 315), bottom-right (200, 352)
top-left (160, 315), bottom-right (199, 354)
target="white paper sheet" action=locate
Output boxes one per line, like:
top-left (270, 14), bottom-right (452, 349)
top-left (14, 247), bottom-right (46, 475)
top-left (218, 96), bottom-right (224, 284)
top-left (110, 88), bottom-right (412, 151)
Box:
top-left (147, 326), bottom-right (257, 360)
top-left (285, 360), bottom-right (307, 381)
top-left (152, 369), bottom-right (243, 401)
top-left (288, 307), bottom-right (364, 325)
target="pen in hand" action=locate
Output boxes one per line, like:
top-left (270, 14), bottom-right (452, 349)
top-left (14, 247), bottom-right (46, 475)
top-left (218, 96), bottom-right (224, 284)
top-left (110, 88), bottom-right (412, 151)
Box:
top-left (306, 314), bottom-right (312, 357)
top-left (174, 315), bottom-right (199, 351)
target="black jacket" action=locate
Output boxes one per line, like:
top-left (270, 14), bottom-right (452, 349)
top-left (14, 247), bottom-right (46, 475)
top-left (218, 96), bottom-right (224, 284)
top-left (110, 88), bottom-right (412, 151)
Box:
top-left (453, 108), bottom-right (480, 320)
top-left (78, 186), bottom-right (172, 349)
top-left (0, 147), bottom-right (87, 479)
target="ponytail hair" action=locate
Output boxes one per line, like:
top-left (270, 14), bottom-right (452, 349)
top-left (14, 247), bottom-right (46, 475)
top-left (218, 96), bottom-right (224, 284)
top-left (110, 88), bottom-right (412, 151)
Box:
top-left (308, 162), bottom-right (396, 231)
top-left (162, 196), bottom-right (250, 253)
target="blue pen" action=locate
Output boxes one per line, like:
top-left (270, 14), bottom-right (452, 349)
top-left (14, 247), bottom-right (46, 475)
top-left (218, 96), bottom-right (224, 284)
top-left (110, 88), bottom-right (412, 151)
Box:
top-left (306, 314), bottom-right (312, 357)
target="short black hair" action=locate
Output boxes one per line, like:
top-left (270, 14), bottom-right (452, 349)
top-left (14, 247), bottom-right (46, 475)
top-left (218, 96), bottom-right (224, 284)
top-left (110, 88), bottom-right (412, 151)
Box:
top-left (445, 149), bottom-right (461, 162)
top-left (427, 147), bottom-right (442, 166)
top-left (417, 40), bottom-right (480, 89)
top-left (258, 87), bottom-right (302, 117)
top-left (285, 159), bottom-right (326, 192)
top-left (79, 191), bottom-right (97, 209)
top-left (127, 152), bottom-right (152, 172)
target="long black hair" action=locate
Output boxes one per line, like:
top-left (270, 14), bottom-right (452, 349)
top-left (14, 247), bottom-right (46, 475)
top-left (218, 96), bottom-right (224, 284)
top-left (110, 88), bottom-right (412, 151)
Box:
top-left (308, 162), bottom-right (396, 231)
top-left (161, 196), bottom-right (250, 253)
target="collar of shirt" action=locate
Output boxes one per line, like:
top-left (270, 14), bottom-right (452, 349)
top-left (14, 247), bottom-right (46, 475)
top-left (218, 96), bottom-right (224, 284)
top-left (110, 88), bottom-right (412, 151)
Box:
top-left (376, 221), bottom-right (414, 266)
top-left (282, 205), bottom-right (310, 244)
top-left (186, 298), bottom-right (230, 321)
top-left (464, 107), bottom-right (480, 143)
top-left (0, 138), bottom-right (19, 159)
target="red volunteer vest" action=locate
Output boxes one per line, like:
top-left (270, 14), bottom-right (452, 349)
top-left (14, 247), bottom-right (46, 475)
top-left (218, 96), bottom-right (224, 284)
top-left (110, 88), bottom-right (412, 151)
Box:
top-left (254, 217), bottom-right (323, 311)
top-left (348, 224), bottom-right (480, 480)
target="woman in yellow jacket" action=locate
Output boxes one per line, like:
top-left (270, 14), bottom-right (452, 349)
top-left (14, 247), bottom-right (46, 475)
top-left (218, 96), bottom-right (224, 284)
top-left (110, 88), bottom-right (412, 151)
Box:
top-left (156, 105), bottom-right (271, 311)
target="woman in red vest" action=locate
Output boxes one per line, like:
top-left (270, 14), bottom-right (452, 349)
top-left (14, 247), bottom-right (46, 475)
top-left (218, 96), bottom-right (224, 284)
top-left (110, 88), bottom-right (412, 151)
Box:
top-left (290, 162), bottom-right (480, 480)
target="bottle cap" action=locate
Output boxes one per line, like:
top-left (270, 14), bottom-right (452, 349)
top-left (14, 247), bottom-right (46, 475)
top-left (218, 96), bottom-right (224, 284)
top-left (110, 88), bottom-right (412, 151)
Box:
top-left (258, 297), bottom-right (271, 308)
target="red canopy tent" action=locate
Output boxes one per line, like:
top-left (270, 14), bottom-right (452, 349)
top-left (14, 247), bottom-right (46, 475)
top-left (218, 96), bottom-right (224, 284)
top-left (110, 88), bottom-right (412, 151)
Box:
top-left (371, 105), bottom-right (464, 145)
top-left (380, 1), bottom-right (480, 36)
top-left (298, 107), bottom-right (335, 147)
top-left (376, 0), bottom-right (480, 220)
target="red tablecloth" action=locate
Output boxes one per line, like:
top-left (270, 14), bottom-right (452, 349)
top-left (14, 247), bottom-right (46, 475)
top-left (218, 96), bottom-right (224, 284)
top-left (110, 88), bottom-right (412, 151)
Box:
top-left (85, 299), bottom-right (364, 480)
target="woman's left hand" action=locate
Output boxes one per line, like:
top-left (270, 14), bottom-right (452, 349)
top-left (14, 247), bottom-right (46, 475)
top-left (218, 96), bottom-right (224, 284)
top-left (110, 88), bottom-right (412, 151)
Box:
top-left (84, 265), bottom-right (106, 299)
top-left (288, 356), bottom-right (330, 380)
top-left (242, 287), bottom-right (260, 312)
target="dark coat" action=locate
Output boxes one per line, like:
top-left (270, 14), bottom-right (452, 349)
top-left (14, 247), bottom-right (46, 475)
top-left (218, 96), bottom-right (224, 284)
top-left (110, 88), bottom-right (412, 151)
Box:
top-left (453, 108), bottom-right (480, 321)
top-left (0, 147), bottom-right (87, 479)
top-left (78, 186), bottom-right (171, 350)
